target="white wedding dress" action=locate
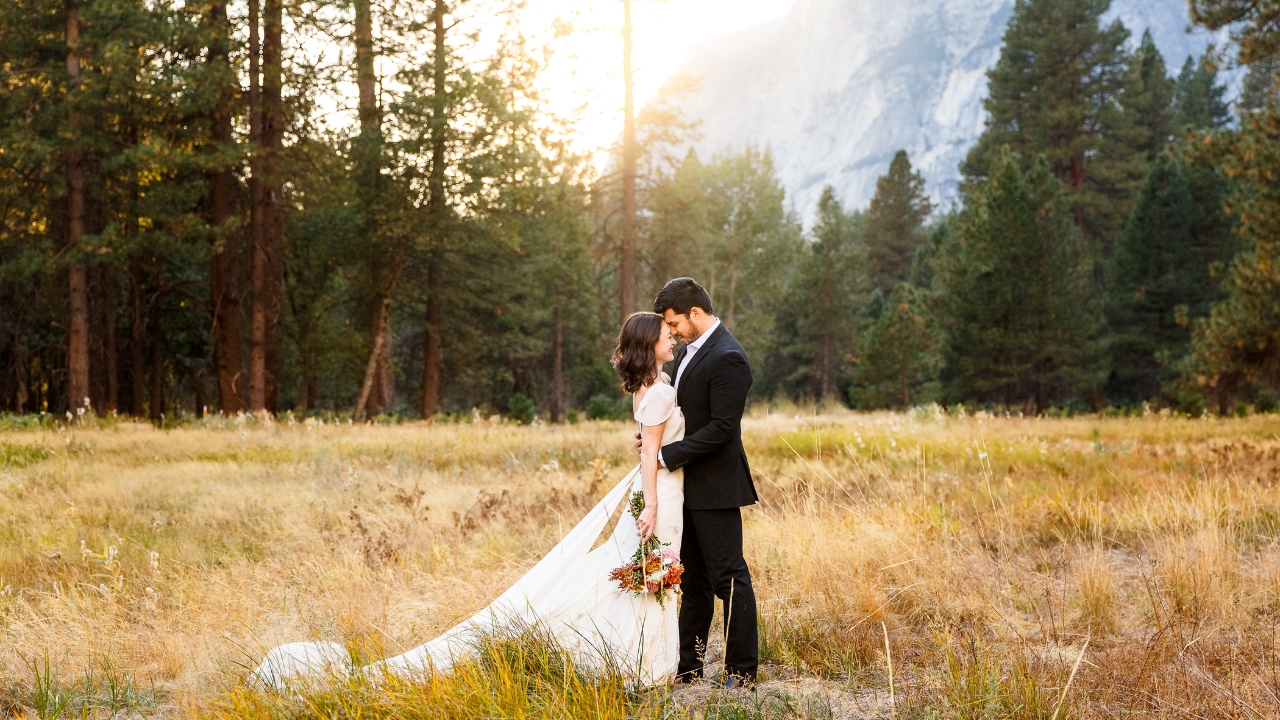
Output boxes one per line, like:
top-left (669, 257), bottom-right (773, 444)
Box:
top-left (253, 375), bottom-right (685, 688)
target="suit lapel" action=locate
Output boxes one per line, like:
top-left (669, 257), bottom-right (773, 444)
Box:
top-left (677, 323), bottom-right (726, 404)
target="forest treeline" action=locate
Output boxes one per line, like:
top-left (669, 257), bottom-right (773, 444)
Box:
top-left (3, 0), bottom-right (1280, 422)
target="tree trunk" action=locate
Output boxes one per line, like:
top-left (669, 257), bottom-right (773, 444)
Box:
top-left (246, 0), bottom-right (264, 412)
top-left (208, 0), bottom-right (244, 415)
top-left (419, 0), bottom-right (448, 421)
top-left (353, 257), bottom-right (404, 422)
top-left (65, 0), bottom-right (89, 415)
top-left (251, 0), bottom-right (284, 414)
top-left (14, 341), bottom-right (29, 413)
top-left (351, 0), bottom-right (397, 417)
top-left (149, 283), bottom-right (163, 423)
top-left (363, 298), bottom-right (393, 414)
top-left (263, 0), bottom-right (284, 413)
top-left (149, 262), bottom-right (163, 420)
top-left (195, 369), bottom-right (206, 418)
top-left (103, 265), bottom-right (118, 412)
top-left (130, 263), bottom-right (146, 416)
top-left (354, 0), bottom-right (377, 135)
top-left (422, 262), bottom-right (443, 419)
top-left (618, 0), bottom-right (637, 324)
top-left (550, 302), bottom-right (564, 422)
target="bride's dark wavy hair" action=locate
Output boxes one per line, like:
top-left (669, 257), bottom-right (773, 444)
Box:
top-left (612, 312), bottom-right (664, 395)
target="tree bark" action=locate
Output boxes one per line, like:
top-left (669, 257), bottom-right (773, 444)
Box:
top-left (14, 341), bottom-right (29, 413)
top-left (208, 0), bottom-right (244, 415)
top-left (246, 0), bottom-right (265, 412)
top-left (550, 303), bottom-right (564, 422)
top-left (149, 263), bottom-right (164, 423)
top-left (102, 265), bottom-right (118, 412)
top-left (618, 0), bottom-right (637, 324)
top-left (353, 257), bottom-right (404, 422)
top-left (353, 0), bottom-right (394, 414)
top-left (259, 0), bottom-right (282, 409)
top-left (129, 263), bottom-right (146, 416)
top-left (419, 0), bottom-right (448, 420)
top-left (422, 261), bottom-right (443, 418)
top-left (195, 370), bottom-right (207, 418)
top-left (149, 310), bottom-right (163, 422)
top-left (354, 0), bottom-right (377, 134)
top-left (65, 0), bottom-right (89, 414)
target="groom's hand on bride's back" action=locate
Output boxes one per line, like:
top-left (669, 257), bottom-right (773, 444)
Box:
top-left (635, 431), bottom-right (643, 455)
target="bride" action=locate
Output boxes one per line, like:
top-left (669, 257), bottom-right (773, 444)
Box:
top-left (254, 311), bottom-right (686, 687)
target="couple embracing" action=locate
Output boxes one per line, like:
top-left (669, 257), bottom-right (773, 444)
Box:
top-left (255, 277), bottom-right (759, 689)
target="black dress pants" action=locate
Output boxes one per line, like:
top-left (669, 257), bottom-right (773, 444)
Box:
top-left (677, 506), bottom-right (758, 681)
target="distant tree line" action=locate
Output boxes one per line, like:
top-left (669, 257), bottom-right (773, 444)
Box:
top-left (3, 0), bottom-right (1280, 421)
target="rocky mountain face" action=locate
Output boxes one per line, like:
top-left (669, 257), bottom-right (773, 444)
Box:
top-left (667, 0), bottom-right (1225, 223)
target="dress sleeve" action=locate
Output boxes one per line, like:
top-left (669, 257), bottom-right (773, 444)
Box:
top-left (634, 382), bottom-right (677, 427)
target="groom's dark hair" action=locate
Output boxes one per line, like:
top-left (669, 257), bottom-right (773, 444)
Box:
top-left (653, 277), bottom-right (714, 317)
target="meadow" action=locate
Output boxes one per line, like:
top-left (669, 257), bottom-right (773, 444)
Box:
top-left (1, 407), bottom-right (1279, 718)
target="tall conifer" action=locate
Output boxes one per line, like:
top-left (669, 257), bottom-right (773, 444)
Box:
top-left (852, 283), bottom-right (942, 409)
top-left (864, 151), bottom-right (933, 294)
top-left (941, 150), bottom-right (1095, 410)
top-left (1185, 110), bottom-right (1280, 409)
top-left (784, 187), bottom-right (864, 399)
top-left (1238, 55), bottom-right (1280, 114)
top-left (1105, 154), bottom-right (1233, 404)
top-left (1125, 31), bottom-right (1175, 162)
top-left (962, 0), bottom-right (1144, 250)
top-left (1174, 55), bottom-right (1231, 132)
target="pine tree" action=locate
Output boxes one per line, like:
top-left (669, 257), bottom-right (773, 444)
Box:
top-left (1185, 109), bottom-right (1280, 410)
top-left (1238, 55), bottom-right (1280, 114)
top-left (700, 146), bottom-right (801, 343)
top-left (940, 149), bottom-right (1096, 411)
top-left (1105, 153), bottom-right (1233, 405)
top-left (1174, 54), bottom-right (1231, 132)
top-left (1125, 31), bottom-right (1176, 162)
top-left (962, 0), bottom-right (1144, 249)
top-left (1190, 1), bottom-right (1280, 65)
top-left (851, 283), bottom-right (942, 409)
top-left (863, 150), bottom-right (934, 294)
top-left (781, 187), bottom-right (864, 400)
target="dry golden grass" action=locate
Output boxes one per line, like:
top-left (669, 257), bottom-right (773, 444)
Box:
top-left (2, 408), bottom-right (1279, 718)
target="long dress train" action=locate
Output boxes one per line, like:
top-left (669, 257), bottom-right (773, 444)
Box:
top-left (253, 376), bottom-right (685, 688)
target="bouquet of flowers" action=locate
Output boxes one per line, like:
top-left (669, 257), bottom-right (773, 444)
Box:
top-left (608, 491), bottom-right (684, 607)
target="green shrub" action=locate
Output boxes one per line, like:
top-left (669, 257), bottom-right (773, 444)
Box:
top-left (565, 408), bottom-right (580, 424)
top-left (1256, 388), bottom-right (1278, 414)
top-left (1177, 390), bottom-right (1207, 417)
top-left (1235, 401), bottom-right (1250, 418)
top-left (585, 394), bottom-right (630, 421)
top-left (507, 394), bottom-right (537, 424)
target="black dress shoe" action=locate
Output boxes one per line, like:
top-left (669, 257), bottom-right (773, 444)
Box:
top-left (721, 675), bottom-right (755, 690)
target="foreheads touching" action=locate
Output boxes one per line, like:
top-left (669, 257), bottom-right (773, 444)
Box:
top-left (652, 277), bottom-right (716, 344)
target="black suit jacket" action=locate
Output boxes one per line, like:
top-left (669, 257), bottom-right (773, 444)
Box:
top-left (662, 323), bottom-right (758, 510)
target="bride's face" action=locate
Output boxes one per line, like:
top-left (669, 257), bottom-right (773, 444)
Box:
top-left (654, 325), bottom-right (677, 366)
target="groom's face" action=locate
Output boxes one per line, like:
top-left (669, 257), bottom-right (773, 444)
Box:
top-left (662, 309), bottom-right (698, 345)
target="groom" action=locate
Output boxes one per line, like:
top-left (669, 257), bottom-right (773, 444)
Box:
top-left (647, 277), bottom-right (759, 687)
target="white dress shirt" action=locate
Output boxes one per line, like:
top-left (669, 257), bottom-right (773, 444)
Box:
top-left (660, 318), bottom-right (720, 468)
top-left (674, 318), bottom-right (720, 392)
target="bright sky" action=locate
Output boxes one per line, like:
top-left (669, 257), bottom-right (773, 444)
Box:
top-left (526, 0), bottom-right (796, 166)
